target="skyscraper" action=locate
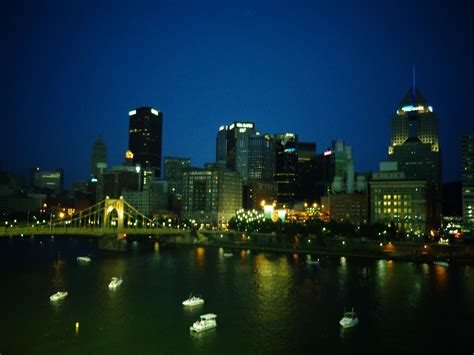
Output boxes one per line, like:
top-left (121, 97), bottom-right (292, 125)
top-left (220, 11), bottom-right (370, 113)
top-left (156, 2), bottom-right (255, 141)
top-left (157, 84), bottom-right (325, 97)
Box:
top-left (389, 88), bottom-right (440, 184)
top-left (163, 157), bottom-right (191, 200)
top-left (388, 86), bottom-right (442, 226)
top-left (296, 142), bottom-right (317, 202)
top-left (182, 164), bottom-right (242, 225)
top-left (30, 167), bottom-right (64, 193)
top-left (297, 142), bottom-right (316, 162)
top-left (248, 134), bottom-right (275, 182)
top-left (128, 107), bottom-right (163, 178)
top-left (91, 137), bottom-right (107, 180)
top-left (216, 126), bottom-right (228, 167)
top-left (312, 149), bottom-right (336, 201)
top-left (370, 162), bottom-right (432, 234)
top-left (462, 136), bottom-right (474, 226)
top-left (273, 133), bottom-right (298, 207)
top-left (245, 134), bottom-right (277, 209)
top-left (215, 122), bottom-right (256, 183)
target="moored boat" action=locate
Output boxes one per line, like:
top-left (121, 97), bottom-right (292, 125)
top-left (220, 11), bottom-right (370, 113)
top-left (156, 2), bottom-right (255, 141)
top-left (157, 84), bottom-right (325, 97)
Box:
top-left (190, 313), bottom-right (217, 332)
top-left (108, 277), bottom-right (123, 289)
top-left (339, 308), bottom-right (358, 328)
top-left (182, 293), bottom-right (205, 306)
top-left (50, 291), bottom-right (68, 302)
top-left (77, 256), bottom-right (91, 263)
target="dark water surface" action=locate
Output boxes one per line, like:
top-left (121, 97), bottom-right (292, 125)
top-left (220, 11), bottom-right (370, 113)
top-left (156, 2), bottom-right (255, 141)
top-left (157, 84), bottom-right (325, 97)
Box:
top-left (1, 236), bottom-right (473, 354)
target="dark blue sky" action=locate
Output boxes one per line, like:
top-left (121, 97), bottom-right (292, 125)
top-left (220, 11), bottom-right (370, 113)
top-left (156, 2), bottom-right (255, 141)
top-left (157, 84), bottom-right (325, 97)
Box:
top-left (2, 0), bottom-right (473, 186)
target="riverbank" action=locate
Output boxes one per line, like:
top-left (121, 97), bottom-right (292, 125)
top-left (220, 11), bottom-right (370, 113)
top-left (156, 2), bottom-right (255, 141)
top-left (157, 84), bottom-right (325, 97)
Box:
top-left (160, 233), bottom-right (474, 265)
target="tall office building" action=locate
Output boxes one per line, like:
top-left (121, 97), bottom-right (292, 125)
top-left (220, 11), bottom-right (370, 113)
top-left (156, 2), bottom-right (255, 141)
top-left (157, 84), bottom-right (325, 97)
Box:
top-left (30, 167), bottom-right (64, 193)
top-left (163, 157), bottom-right (191, 200)
top-left (215, 122), bottom-right (256, 183)
top-left (388, 86), bottom-right (441, 226)
top-left (96, 166), bottom-right (139, 201)
top-left (298, 142), bottom-right (316, 162)
top-left (312, 149), bottom-right (336, 201)
top-left (182, 164), bottom-right (242, 225)
top-left (389, 87), bottom-right (440, 183)
top-left (462, 136), bottom-right (474, 226)
top-left (91, 137), bottom-right (107, 180)
top-left (321, 140), bottom-right (368, 224)
top-left (128, 107), bottom-right (163, 178)
top-left (245, 134), bottom-right (277, 209)
top-left (216, 126), bottom-right (228, 167)
top-left (296, 142), bottom-right (317, 202)
top-left (122, 181), bottom-right (169, 216)
top-left (370, 162), bottom-right (433, 234)
top-left (248, 134), bottom-right (275, 182)
top-left (329, 140), bottom-right (355, 194)
top-left (273, 133), bottom-right (298, 207)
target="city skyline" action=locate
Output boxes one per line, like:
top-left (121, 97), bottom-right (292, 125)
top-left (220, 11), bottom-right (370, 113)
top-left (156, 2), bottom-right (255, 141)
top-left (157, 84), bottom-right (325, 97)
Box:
top-left (3, 0), bottom-right (473, 185)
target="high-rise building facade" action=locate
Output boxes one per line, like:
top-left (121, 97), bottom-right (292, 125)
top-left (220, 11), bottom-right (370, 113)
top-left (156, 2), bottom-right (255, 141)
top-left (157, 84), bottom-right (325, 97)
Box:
top-left (388, 88), bottom-right (441, 184)
top-left (30, 167), bottom-right (64, 193)
top-left (128, 107), bottom-right (163, 178)
top-left (216, 126), bottom-right (228, 167)
top-left (122, 184), bottom-right (169, 216)
top-left (163, 157), bottom-right (191, 200)
top-left (248, 134), bottom-right (275, 182)
top-left (388, 87), bottom-right (441, 226)
top-left (244, 134), bottom-right (277, 208)
top-left (97, 169), bottom-right (139, 201)
top-left (321, 193), bottom-right (368, 225)
top-left (296, 141), bottom-right (317, 202)
top-left (298, 142), bottom-right (316, 162)
top-left (390, 88), bottom-right (439, 151)
top-left (462, 136), bottom-right (474, 226)
top-left (91, 137), bottom-right (107, 180)
top-left (273, 133), bottom-right (298, 207)
top-left (182, 164), bottom-right (242, 225)
top-left (215, 122), bottom-right (256, 183)
top-left (312, 149), bottom-right (335, 201)
top-left (370, 162), bottom-right (433, 234)
top-left (320, 140), bottom-right (368, 223)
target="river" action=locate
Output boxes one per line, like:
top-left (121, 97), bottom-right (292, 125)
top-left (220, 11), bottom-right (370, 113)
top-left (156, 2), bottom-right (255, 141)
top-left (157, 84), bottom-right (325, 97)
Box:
top-left (1, 236), bottom-right (473, 354)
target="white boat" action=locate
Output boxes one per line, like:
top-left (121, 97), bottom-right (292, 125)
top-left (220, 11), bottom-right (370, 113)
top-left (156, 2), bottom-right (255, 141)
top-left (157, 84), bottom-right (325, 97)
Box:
top-left (182, 293), bottom-right (204, 306)
top-left (108, 277), bottom-right (123, 289)
top-left (339, 308), bottom-right (359, 328)
top-left (434, 260), bottom-right (449, 267)
top-left (307, 257), bottom-right (320, 265)
top-left (77, 256), bottom-right (91, 263)
top-left (50, 291), bottom-right (68, 302)
top-left (223, 252), bottom-right (233, 257)
top-left (190, 313), bottom-right (217, 332)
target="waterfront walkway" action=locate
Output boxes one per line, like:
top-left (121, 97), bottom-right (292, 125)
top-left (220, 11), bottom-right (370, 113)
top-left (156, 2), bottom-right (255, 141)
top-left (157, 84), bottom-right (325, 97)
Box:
top-left (162, 233), bottom-right (474, 265)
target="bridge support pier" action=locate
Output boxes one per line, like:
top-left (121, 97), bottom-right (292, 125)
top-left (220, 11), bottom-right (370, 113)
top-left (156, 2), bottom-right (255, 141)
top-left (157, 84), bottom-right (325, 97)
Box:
top-left (98, 234), bottom-right (127, 251)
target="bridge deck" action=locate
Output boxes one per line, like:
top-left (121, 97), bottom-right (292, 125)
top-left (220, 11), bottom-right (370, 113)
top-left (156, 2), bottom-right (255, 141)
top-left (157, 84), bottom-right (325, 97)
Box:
top-left (0, 227), bottom-right (187, 237)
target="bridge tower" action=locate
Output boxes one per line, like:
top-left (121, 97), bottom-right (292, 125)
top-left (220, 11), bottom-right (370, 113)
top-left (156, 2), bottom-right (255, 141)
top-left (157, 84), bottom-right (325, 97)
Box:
top-left (103, 198), bottom-right (125, 229)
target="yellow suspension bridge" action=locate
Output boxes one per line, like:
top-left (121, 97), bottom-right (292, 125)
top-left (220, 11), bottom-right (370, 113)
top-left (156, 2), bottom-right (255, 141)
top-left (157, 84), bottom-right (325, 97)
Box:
top-left (0, 198), bottom-right (187, 238)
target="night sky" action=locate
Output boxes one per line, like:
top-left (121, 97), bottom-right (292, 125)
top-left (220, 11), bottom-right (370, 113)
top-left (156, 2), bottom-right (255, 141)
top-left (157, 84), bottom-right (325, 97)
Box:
top-left (2, 0), bottom-right (473, 186)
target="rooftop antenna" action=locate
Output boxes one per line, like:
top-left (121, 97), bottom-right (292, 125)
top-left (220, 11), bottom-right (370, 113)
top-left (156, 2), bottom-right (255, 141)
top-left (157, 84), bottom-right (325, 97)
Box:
top-left (412, 65), bottom-right (416, 104)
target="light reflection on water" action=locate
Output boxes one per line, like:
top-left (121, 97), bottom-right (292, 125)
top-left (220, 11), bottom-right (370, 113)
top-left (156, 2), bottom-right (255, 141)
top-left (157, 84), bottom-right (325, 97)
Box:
top-left (195, 247), bottom-right (205, 268)
top-left (51, 257), bottom-right (66, 289)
